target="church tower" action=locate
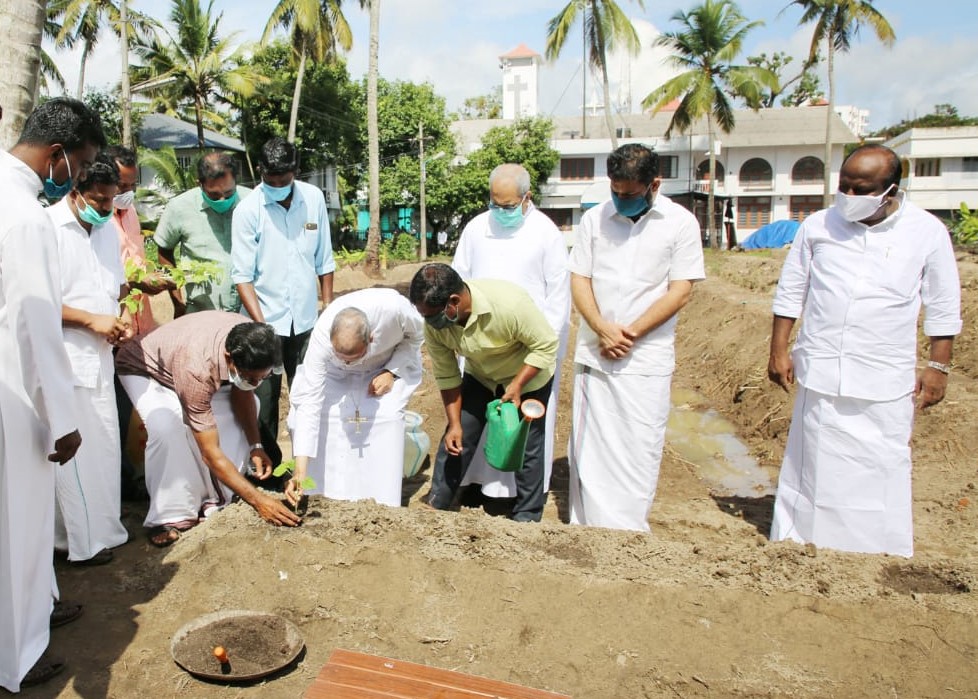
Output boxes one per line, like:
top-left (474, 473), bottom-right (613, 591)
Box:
top-left (499, 44), bottom-right (541, 120)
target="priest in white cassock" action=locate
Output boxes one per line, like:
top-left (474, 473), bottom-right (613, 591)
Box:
top-left (768, 144), bottom-right (962, 557)
top-left (50, 153), bottom-right (133, 566)
top-left (568, 144), bottom-right (704, 532)
top-left (452, 163), bottom-right (570, 500)
top-left (1, 98), bottom-right (102, 692)
top-left (286, 288), bottom-right (424, 508)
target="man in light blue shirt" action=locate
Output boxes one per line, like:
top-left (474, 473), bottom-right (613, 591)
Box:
top-left (231, 137), bottom-right (335, 466)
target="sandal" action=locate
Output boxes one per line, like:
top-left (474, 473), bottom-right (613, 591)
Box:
top-left (68, 547), bottom-right (113, 566)
top-left (21, 651), bottom-right (65, 688)
top-left (50, 601), bottom-right (83, 628)
top-left (148, 525), bottom-right (182, 548)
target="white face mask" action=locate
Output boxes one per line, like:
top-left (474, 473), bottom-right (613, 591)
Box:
top-left (113, 190), bottom-right (135, 210)
top-left (834, 187), bottom-right (893, 223)
top-left (229, 366), bottom-right (261, 391)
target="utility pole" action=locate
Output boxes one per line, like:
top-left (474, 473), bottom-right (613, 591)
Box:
top-left (418, 121), bottom-right (427, 261)
top-left (120, 0), bottom-right (132, 148)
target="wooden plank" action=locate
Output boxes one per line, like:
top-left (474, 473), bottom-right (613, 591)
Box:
top-left (303, 649), bottom-right (571, 699)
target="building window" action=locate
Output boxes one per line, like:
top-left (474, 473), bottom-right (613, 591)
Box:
top-left (914, 158), bottom-right (941, 177)
top-left (790, 195), bottom-right (822, 222)
top-left (696, 159), bottom-right (725, 183)
top-left (739, 158), bottom-right (773, 190)
top-left (963, 157), bottom-right (978, 173)
top-left (177, 155), bottom-right (195, 172)
top-left (560, 157), bottom-right (594, 180)
top-left (737, 196), bottom-right (772, 228)
top-left (791, 156), bottom-right (824, 184)
top-left (541, 208), bottom-right (573, 230)
top-left (658, 155), bottom-right (679, 179)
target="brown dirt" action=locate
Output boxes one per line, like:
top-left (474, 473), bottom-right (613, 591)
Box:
top-left (26, 254), bottom-right (978, 698)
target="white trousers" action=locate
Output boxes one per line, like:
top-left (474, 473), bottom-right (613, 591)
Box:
top-left (54, 381), bottom-right (129, 560)
top-left (771, 386), bottom-right (915, 557)
top-left (118, 375), bottom-right (251, 529)
top-left (568, 365), bottom-right (672, 531)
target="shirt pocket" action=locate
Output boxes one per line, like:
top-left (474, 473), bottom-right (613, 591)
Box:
top-left (300, 222), bottom-right (320, 257)
top-left (877, 251), bottom-right (922, 299)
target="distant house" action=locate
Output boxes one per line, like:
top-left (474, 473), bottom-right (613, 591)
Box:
top-left (884, 126), bottom-right (978, 217)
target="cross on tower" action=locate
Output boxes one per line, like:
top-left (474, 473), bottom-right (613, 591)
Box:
top-left (508, 74), bottom-right (527, 117)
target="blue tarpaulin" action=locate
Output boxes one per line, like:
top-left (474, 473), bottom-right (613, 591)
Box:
top-left (740, 219), bottom-right (800, 249)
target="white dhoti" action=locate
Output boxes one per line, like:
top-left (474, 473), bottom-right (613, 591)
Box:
top-left (568, 365), bottom-right (672, 531)
top-left (118, 376), bottom-right (251, 529)
top-left (771, 386), bottom-right (915, 557)
top-left (54, 381), bottom-right (129, 560)
top-left (0, 390), bottom-right (59, 693)
top-left (289, 366), bottom-right (419, 507)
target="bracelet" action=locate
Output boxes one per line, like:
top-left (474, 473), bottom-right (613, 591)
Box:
top-left (927, 360), bottom-right (950, 375)
top-left (248, 442), bottom-right (264, 452)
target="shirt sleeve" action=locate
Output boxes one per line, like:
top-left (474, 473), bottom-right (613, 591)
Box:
top-left (568, 209), bottom-right (595, 277)
top-left (289, 320), bottom-right (331, 457)
top-left (314, 191), bottom-right (336, 276)
top-left (513, 295), bottom-right (559, 373)
top-left (386, 297), bottom-right (424, 382)
top-left (426, 325), bottom-right (463, 391)
top-left (452, 221), bottom-right (475, 280)
top-left (668, 211), bottom-right (706, 282)
top-left (772, 221), bottom-right (813, 319)
top-left (153, 197), bottom-right (183, 249)
top-left (541, 229), bottom-right (571, 335)
top-left (921, 220), bottom-right (963, 337)
top-left (230, 195), bottom-right (259, 285)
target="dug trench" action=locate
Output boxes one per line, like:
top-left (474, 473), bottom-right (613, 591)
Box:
top-left (36, 252), bottom-right (978, 698)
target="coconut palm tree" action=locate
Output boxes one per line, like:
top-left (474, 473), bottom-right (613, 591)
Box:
top-left (361, 0), bottom-right (382, 276)
top-left (787, 0), bottom-right (894, 206)
top-left (0, 1), bottom-right (46, 147)
top-left (642, 0), bottom-right (775, 248)
top-left (545, 0), bottom-right (644, 149)
top-left (134, 0), bottom-right (266, 149)
top-left (263, 0), bottom-right (352, 143)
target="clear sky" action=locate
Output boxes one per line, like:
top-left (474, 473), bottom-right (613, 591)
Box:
top-left (48, 0), bottom-right (978, 132)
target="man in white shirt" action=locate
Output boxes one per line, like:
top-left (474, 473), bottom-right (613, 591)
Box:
top-left (50, 153), bottom-right (133, 566)
top-left (768, 144), bottom-right (962, 557)
top-left (568, 144), bottom-right (705, 531)
top-left (452, 163), bottom-right (570, 501)
top-left (0, 98), bottom-right (100, 692)
top-left (286, 289), bottom-right (424, 508)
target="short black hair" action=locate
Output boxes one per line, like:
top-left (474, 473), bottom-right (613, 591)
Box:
top-left (197, 151), bottom-right (240, 182)
top-left (607, 143), bottom-right (658, 184)
top-left (75, 152), bottom-right (120, 193)
top-left (844, 144), bottom-right (902, 191)
top-left (259, 137), bottom-right (299, 175)
top-left (105, 145), bottom-right (136, 168)
top-left (17, 97), bottom-right (107, 150)
top-left (409, 263), bottom-right (464, 308)
top-left (225, 322), bottom-right (282, 371)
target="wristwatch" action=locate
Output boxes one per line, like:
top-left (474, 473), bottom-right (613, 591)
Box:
top-left (927, 360), bottom-right (950, 375)
top-left (248, 442), bottom-right (264, 452)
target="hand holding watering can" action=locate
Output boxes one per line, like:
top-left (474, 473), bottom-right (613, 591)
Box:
top-left (483, 398), bottom-right (546, 472)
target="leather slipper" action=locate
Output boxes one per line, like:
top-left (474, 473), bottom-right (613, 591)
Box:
top-left (50, 600), bottom-right (83, 628)
top-left (21, 651), bottom-right (65, 688)
top-left (68, 547), bottom-right (113, 566)
top-left (148, 525), bottom-right (182, 548)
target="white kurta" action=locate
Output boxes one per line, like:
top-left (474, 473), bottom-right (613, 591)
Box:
top-left (0, 152), bottom-right (79, 693)
top-left (289, 289), bottom-right (423, 507)
top-left (452, 207), bottom-right (570, 497)
top-left (770, 195), bottom-right (962, 556)
top-left (118, 377), bottom-right (251, 528)
top-left (50, 200), bottom-right (129, 560)
top-left (568, 195), bottom-right (705, 531)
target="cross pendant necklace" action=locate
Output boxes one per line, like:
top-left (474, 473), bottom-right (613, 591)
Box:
top-left (346, 373), bottom-right (369, 434)
top-left (347, 409), bottom-right (368, 434)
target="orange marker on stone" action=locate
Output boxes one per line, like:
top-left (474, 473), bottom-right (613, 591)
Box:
top-left (213, 646), bottom-right (229, 664)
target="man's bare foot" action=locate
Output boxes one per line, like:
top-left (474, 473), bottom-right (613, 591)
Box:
top-left (148, 525), bottom-right (182, 548)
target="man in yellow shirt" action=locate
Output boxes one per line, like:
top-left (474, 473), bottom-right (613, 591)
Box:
top-left (409, 263), bottom-right (557, 522)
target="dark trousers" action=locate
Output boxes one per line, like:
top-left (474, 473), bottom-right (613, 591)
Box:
top-left (256, 328), bottom-right (310, 467)
top-left (428, 374), bottom-right (553, 522)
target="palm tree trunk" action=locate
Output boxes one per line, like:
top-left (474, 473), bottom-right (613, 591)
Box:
top-left (364, 0), bottom-right (382, 277)
top-left (0, 0), bottom-right (45, 148)
top-left (287, 44), bottom-right (307, 143)
top-left (194, 94), bottom-right (205, 150)
top-left (120, 0), bottom-right (132, 147)
top-left (76, 39), bottom-right (92, 99)
top-left (822, 36), bottom-right (834, 207)
top-left (593, 4), bottom-right (618, 150)
top-left (707, 114), bottom-right (719, 249)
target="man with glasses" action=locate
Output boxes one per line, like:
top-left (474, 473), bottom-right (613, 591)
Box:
top-left (115, 312), bottom-right (301, 547)
top-left (285, 288), bottom-right (424, 508)
top-left (568, 143), bottom-right (705, 531)
top-left (452, 163), bottom-right (570, 506)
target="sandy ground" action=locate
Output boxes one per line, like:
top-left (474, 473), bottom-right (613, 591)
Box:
top-left (19, 251), bottom-right (978, 699)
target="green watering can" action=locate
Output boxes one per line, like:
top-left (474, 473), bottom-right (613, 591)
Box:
top-left (483, 398), bottom-right (546, 472)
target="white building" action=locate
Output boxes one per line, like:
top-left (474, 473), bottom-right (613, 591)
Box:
top-left (884, 125), bottom-right (978, 216)
top-left (499, 43), bottom-right (541, 121)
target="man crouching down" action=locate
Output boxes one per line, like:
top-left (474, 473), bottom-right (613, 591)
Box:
top-left (116, 311), bottom-right (300, 546)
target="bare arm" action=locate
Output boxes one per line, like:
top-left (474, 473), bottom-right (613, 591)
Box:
top-left (767, 315), bottom-right (797, 391)
top-left (570, 272), bottom-right (633, 359)
top-left (500, 364), bottom-right (540, 408)
top-left (439, 386), bottom-right (464, 456)
top-left (625, 279), bottom-right (694, 339)
top-left (157, 246), bottom-right (187, 317)
top-left (319, 272), bottom-right (334, 306)
top-left (62, 304), bottom-right (127, 344)
top-left (916, 336), bottom-right (954, 409)
top-left (236, 281), bottom-right (265, 323)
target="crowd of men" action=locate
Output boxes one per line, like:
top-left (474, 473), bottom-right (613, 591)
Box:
top-left (0, 97), bottom-right (961, 692)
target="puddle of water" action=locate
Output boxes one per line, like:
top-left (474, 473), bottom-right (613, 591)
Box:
top-left (667, 388), bottom-right (773, 497)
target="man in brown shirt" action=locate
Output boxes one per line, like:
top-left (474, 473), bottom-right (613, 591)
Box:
top-left (116, 311), bottom-right (299, 546)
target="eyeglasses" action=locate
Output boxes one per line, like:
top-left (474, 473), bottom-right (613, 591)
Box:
top-left (487, 194), bottom-right (527, 212)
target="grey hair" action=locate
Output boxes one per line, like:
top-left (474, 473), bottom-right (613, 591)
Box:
top-left (330, 307), bottom-right (370, 354)
top-left (489, 163), bottom-right (530, 197)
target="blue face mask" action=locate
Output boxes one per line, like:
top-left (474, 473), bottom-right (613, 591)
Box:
top-left (263, 180), bottom-right (293, 202)
top-left (77, 199), bottom-right (112, 226)
top-left (44, 151), bottom-right (73, 201)
top-left (489, 195), bottom-right (527, 229)
top-left (611, 185), bottom-right (652, 218)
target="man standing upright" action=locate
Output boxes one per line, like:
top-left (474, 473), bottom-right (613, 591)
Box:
top-left (0, 97), bottom-right (101, 692)
top-left (768, 144), bottom-right (961, 557)
top-left (155, 151), bottom-right (251, 317)
top-left (232, 138), bottom-right (335, 465)
top-left (568, 143), bottom-right (705, 532)
top-left (452, 163), bottom-right (570, 500)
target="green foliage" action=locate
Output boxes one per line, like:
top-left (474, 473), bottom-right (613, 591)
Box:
top-left (390, 233), bottom-right (417, 261)
top-left (948, 203), bottom-right (978, 246)
top-left (870, 104), bottom-right (978, 140)
top-left (121, 256), bottom-right (223, 314)
top-left (334, 247), bottom-right (367, 267)
top-left (136, 146), bottom-right (198, 204)
top-left (455, 87), bottom-right (502, 120)
top-left (746, 51), bottom-right (822, 108)
top-left (272, 459), bottom-right (316, 491)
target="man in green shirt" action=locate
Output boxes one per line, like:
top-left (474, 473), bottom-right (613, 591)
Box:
top-left (409, 263), bottom-right (557, 522)
top-left (154, 152), bottom-right (251, 316)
